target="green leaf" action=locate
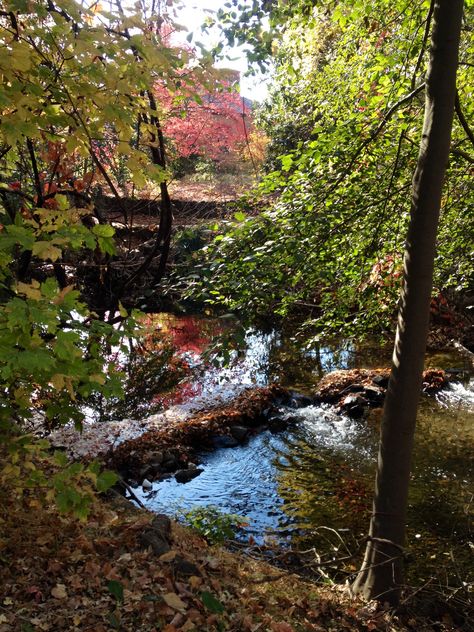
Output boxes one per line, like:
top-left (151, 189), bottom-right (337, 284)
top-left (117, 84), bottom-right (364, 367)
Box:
top-left (96, 470), bottom-right (119, 492)
top-left (233, 211), bottom-right (246, 222)
top-left (53, 450), bottom-right (69, 467)
top-left (107, 580), bottom-right (124, 604)
top-left (118, 301), bottom-right (128, 318)
top-left (92, 224), bottom-right (115, 238)
top-left (200, 591), bottom-right (224, 614)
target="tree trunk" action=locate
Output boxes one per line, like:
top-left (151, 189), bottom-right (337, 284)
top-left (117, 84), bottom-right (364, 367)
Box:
top-left (352, 0), bottom-right (463, 605)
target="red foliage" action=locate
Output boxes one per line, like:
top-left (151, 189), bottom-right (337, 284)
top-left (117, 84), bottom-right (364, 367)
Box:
top-left (155, 78), bottom-right (252, 163)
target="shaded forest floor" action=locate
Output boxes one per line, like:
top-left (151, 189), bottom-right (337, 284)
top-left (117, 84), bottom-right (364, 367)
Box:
top-left (0, 489), bottom-right (470, 632)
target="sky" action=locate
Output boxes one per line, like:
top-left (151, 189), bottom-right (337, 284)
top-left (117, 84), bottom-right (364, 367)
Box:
top-left (173, 0), bottom-right (270, 102)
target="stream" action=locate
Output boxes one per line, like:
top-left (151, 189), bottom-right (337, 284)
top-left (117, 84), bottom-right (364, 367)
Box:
top-left (128, 315), bottom-right (474, 586)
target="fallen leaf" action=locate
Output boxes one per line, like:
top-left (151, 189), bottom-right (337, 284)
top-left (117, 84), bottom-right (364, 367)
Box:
top-left (271, 623), bottom-right (294, 632)
top-left (159, 550), bottom-right (178, 562)
top-left (189, 576), bottom-right (202, 589)
top-left (170, 613), bottom-right (184, 627)
top-left (163, 592), bottom-right (187, 613)
top-left (51, 584), bottom-right (68, 600)
top-left (201, 591), bottom-right (224, 614)
top-left (117, 553), bottom-right (132, 563)
top-left (206, 556), bottom-right (219, 570)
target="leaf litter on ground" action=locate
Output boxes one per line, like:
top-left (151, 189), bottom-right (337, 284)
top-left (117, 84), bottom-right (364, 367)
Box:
top-left (0, 483), bottom-right (465, 632)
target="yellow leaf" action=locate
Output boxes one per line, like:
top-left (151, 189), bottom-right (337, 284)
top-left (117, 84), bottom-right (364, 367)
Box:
top-left (65, 378), bottom-right (76, 400)
top-left (188, 576), bottom-right (202, 589)
top-left (118, 301), bottom-right (128, 317)
top-left (51, 584), bottom-right (68, 599)
top-left (159, 550), bottom-right (177, 562)
top-left (50, 374), bottom-right (65, 390)
top-left (17, 281), bottom-right (42, 300)
top-left (11, 43), bottom-right (33, 71)
top-left (32, 241), bottom-right (62, 262)
top-left (117, 141), bottom-right (130, 155)
top-left (162, 592), bottom-right (187, 612)
top-left (90, 373), bottom-right (105, 385)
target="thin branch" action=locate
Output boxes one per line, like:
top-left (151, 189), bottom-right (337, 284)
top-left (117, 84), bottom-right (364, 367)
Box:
top-left (241, 96), bottom-right (258, 177)
top-left (26, 138), bottom-right (43, 206)
top-left (410, 0), bottom-right (435, 90)
top-left (455, 90), bottom-right (474, 147)
top-left (450, 147), bottom-right (474, 163)
top-left (0, 145), bottom-right (12, 161)
top-left (327, 83), bottom-right (425, 198)
top-left (0, 186), bottom-right (36, 205)
top-left (364, 130), bottom-right (406, 258)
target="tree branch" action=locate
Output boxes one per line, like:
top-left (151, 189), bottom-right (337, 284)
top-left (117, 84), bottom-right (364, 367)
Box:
top-left (455, 90), bottom-right (474, 148)
top-left (26, 138), bottom-right (43, 206)
top-left (450, 147), bottom-right (474, 163)
top-left (327, 83), bottom-right (425, 198)
top-left (410, 0), bottom-right (435, 90)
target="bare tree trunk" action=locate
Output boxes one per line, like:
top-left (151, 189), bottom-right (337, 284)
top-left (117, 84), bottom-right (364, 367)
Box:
top-left (352, 0), bottom-right (463, 606)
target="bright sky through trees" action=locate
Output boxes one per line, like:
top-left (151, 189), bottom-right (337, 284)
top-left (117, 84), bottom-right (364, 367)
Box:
top-left (176, 0), bottom-right (270, 101)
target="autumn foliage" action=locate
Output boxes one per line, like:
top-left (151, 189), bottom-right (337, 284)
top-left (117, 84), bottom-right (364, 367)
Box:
top-left (156, 78), bottom-right (252, 166)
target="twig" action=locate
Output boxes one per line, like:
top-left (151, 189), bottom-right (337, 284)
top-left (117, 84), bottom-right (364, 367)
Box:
top-left (399, 577), bottom-right (434, 605)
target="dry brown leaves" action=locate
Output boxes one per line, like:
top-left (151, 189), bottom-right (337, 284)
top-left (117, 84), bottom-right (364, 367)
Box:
top-left (0, 487), bottom-right (462, 632)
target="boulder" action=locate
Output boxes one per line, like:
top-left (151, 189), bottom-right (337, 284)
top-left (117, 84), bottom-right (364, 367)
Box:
top-left (140, 530), bottom-right (170, 556)
top-left (147, 450), bottom-right (163, 464)
top-left (362, 385), bottom-right (385, 404)
top-left (142, 478), bottom-right (153, 491)
top-left (175, 468), bottom-right (204, 484)
top-left (172, 556), bottom-right (200, 577)
top-left (151, 514), bottom-right (172, 538)
top-left (268, 417), bottom-right (289, 433)
top-left (140, 515), bottom-right (172, 556)
top-left (372, 374), bottom-right (389, 388)
top-left (287, 392), bottom-right (313, 408)
top-left (339, 395), bottom-right (368, 419)
top-left (212, 435), bottom-right (240, 449)
top-left (229, 425), bottom-right (249, 442)
top-left (162, 452), bottom-right (178, 471)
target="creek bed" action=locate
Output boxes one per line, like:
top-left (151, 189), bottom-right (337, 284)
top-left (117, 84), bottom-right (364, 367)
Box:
top-left (129, 316), bottom-right (474, 587)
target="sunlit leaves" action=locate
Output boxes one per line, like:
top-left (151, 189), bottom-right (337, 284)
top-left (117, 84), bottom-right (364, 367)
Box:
top-left (191, 0), bottom-right (473, 338)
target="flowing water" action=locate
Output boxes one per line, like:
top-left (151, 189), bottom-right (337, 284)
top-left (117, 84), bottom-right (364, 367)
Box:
top-left (132, 316), bottom-right (474, 586)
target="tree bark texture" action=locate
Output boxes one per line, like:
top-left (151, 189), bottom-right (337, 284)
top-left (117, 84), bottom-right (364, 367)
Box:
top-left (352, 0), bottom-right (463, 605)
